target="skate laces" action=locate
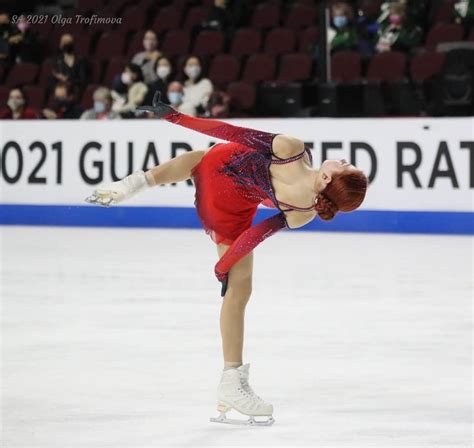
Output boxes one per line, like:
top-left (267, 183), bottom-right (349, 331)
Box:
top-left (238, 366), bottom-right (265, 403)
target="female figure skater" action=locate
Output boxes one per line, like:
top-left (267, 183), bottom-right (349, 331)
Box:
top-left (85, 92), bottom-right (368, 426)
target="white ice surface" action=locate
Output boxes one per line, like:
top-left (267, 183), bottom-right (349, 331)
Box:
top-left (1, 226), bottom-right (472, 448)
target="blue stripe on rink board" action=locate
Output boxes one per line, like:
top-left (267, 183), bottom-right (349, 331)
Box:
top-left (0, 204), bottom-right (473, 235)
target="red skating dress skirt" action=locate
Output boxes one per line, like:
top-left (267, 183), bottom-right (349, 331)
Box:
top-left (190, 142), bottom-right (278, 245)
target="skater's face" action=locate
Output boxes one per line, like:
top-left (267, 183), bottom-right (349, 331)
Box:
top-left (317, 159), bottom-right (356, 190)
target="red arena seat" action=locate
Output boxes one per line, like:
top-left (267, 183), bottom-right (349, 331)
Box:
top-left (208, 54), bottom-right (240, 89)
top-left (250, 3), bottom-right (281, 29)
top-left (23, 85), bottom-right (45, 110)
top-left (94, 32), bottom-right (126, 59)
top-left (426, 24), bottom-right (464, 49)
top-left (331, 51), bottom-right (362, 82)
top-left (276, 53), bottom-right (312, 82)
top-left (285, 3), bottom-right (317, 29)
top-left (160, 30), bottom-right (190, 57)
top-left (192, 30), bottom-right (224, 57)
top-left (264, 28), bottom-right (296, 56)
top-left (299, 26), bottom-right (319, 53)
top-left (227, 81), bottom-right (256, 112)
top-left (5, 63), bottom-right (39, 88)
top-left (183, 6), bottom-right (211, 30)
top-left (151, 6), bottom-right (182, 34)
top-left (242, 54), bottom-right (276, 83)
top-left (230, 28), bottom-right (262, 57)
top-left (367, 51), bottom-right (407, 82)
top-left (410, 51), bottom-right (446, 83)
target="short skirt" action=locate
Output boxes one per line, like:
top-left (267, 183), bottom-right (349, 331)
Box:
top-left (190, 142), bottom-right (263, 245)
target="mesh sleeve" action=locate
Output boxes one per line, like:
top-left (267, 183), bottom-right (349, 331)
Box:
top-left (163, 110), bottom-right (277, 153)
top-left (215, 213), bottom-right (288, 297)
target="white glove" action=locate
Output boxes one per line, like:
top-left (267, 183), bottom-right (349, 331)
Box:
top-left (84, 170), bottom-right (150, 207)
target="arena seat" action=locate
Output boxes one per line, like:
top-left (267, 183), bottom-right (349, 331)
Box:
top-left (227, 81), bottom-right (256, 112)
top-left (250, 3), bottom-right (281, 30)
top-left (432, 0), bottom-right (457, 24)
top-left (242, 54), bottom-right (276, 83)
top-left (126, 32), bottom-right (146, 59)
top-left (5, 63), bottom-right (39, 88)
top-left (208, 54), bottom-right (241, 89)
top-left (151, 6), bottom-right (182, 34)
top-left (263, 28), bottom-right (297, 56)
top-left (80, 83), bottom-right (100, 110)
top-left (298, 26), bottom-right (319, 53)
top-left (367, 51), bottom-right (407, 82)
top-left (410, 51), bottom-right (446, 83)
top-left (192, 30), bottom-right (225, 57)
top-left (0, 85), bottom-right (9, 105)
top-left (182, 6), bottom-right (211, 30)
top-left (94, 32), bottom-right (126, 59)
top-left (276, 53), bottom-right (312, 82)
top-left (284, 3), bottom-right (317, 29)
top-left (230, 28), bottom-right (262, 57)
top-left (23, 85), bottom-right (45, 110)
top-left (102, 58), bottom-right (127, 86)
top-left (121, 7), bottom-right (148, 34)
top-left (426, 24), bottom-right (464, 49)
top-left (160, 30), bottom-right (191, 58)
top-left (74, 34), bottom-right (92, 57)
top-left (331, 51), bottom-right (362, 82)
top-left (37, 58), bottom-right (55, 88)
top-left (86, 58), bottom-right (103, 84)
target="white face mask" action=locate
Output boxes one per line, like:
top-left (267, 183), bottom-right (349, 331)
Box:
top-left (121, 71), bottom-right (132, 85)
top-left (7, 98), bottom-right (24, 111)
top-left (185, 65), bottom-right (201, 79)
top-left (156, 65), bottom-right (171, 79)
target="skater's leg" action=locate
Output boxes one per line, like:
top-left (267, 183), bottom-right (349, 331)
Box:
top-left (217, 243), bottom-right (253, 366)
top-left (145, 149), bottom-right (207, 186)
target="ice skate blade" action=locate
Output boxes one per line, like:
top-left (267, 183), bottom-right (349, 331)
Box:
top-left (210, 412), bottom-right (274, 426)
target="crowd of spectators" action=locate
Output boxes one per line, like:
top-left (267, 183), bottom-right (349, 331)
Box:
top-left (0, 0), bottom-right (473, 120)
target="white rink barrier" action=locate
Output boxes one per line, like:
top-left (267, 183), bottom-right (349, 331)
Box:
top-left (0, 118), bottom-right (473, 234)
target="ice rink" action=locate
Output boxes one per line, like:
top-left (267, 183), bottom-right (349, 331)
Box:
top-left (1, 225), bottom-right (472, 447)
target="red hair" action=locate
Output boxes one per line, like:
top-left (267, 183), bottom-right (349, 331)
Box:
top-left (315, 170), bottom-right (368, 221)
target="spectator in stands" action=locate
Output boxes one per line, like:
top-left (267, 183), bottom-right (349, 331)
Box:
top-left (42, 81), bottom-right (83, 119)
top-left (180, 55), bottom-right (213, 116)
top-left (80, 87), bottom-right (121, 120)
top-left (50, 33), bottom-right (86, 96)
top-left (0, 11), bottom-right (22, 67)
top-left (0, 87), bottom-right (38, 119)
top-left (144, 56), bottom-right (174, 105)
top-left (200, 0), bottom-right (235, 33)
top-left (15, 16), bottom-right (41, 63)
top-left (375, 1), bottom-right (422, 53)
top-left (167, 81), bottom-right (185, 109)
top-left (204, 90), bottom-right (230, 118)
top-left (131, 30), bottom-right (162, 85)
top-left (112, 63), bottom-right (148, 116)
top-left (328, 2), bottom-right (359, 53)
top-left (454, 0), bottom-right (474, 25)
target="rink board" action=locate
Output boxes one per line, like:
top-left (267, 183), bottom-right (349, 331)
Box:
top-left (0, 118), bottom-right (473, 234)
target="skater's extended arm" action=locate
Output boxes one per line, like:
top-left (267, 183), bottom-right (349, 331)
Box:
top-left (136, 92), bottom-right (304, 158)
top-left (215, 213), bottom-right (288, 296)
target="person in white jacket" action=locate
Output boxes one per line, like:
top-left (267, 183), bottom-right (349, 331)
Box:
top-left (180, 55), bottom-right (213, 116)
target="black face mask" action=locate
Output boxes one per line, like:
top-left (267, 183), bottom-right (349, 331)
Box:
top-left (54, 98), bottom-right (72, 109)
top-left (60, 43), bottom-right (75, 54)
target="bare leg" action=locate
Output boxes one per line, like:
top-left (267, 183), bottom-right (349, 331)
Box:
top-left (217, 243), bottom-right (253, 366)
top-left (146, 149), bottom-right (207, 185)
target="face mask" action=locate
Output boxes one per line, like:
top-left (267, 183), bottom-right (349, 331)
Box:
top-left (168, 91), bottom-right (183, 105)
top-left (7, 98), bottom-right (24, 111)
top-left (121, 71), bottom-right (133, 85)
top-left (389, 14), bottom-right (401, 25)
top-left (94, 101), bottom-right (106, 114)
top-left (333, 15), bottom-right (348, 29)
top-left (156, 65), bottom-right (171, 79)
top-left (185, 65), bottom-right (201, 79)
top-left (54, 97), bottom-right (71, 109)
top-left (18, 22), bottom-right (30, 32)
top-left (61, 43), bottom-right (74, 54)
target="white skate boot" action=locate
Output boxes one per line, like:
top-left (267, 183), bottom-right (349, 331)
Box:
top-left (210, 363), bottom-right (275, 426)
top-left (84, 170), bottom-right (150, 207)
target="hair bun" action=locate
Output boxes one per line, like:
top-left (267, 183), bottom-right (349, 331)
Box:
top-left (315, 194), bottom-right (338, 221)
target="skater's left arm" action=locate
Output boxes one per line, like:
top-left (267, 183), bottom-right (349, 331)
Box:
top-left (215, 213), bottom-right (289, 296)
top-left (136, 91), bottom-right (305, 158)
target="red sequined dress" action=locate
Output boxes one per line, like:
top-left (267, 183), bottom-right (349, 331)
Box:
top-left (161, 111), bottom-right (314, 295)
